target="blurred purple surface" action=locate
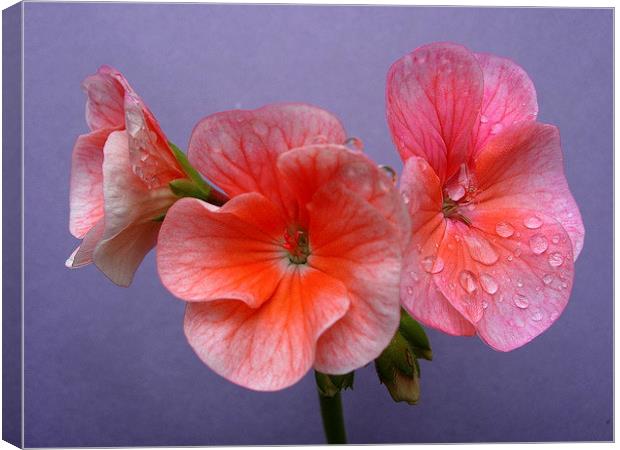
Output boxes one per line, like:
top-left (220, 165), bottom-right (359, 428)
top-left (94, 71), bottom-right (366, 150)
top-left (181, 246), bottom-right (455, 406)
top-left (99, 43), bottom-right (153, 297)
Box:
top-left (22, 4), bottom-right (612, 446)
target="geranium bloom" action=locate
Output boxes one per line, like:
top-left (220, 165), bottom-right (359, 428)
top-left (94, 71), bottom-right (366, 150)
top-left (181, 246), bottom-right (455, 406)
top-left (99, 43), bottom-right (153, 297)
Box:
top-left (387, 43), bottom-right (584, 351)
top-left (157, 104), bottom-right (410, 390)
top-left (67, 66), bottom-right (186, 286)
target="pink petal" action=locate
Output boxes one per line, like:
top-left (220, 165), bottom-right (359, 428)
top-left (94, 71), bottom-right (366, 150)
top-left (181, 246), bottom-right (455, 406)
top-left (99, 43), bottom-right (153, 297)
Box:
top-left (65, 219), bottom-right (105, 268)
top-left (187, 103), bottom-right (346, 210)
top-left (434, 209), bottom-right (574, 351)
top-left (470, 53), bottom-right (538, 159)
top-left (93, 221), bottom-right (161, 287)
top-left (307, 183), bottom-right (403, 374)
top-left (183, 266), bottom-right (350, 391)
top-left (123, 91), bottom-right (183, 188)
top-left (399, 157), bottom-right (476, 336)
top-left (157, 194), bottom-right (289, 307)
top-left (101, 130), bottom-right (177, 241)
top-left (386, 42), bottom-right (483, 182)
top-left (277, 144), bottom-right (410, 249)
top-left (69, 129), bottom-right (109, 238)
top-left (82, 66), bottom-right (125, 131)
top-left (473, 122), bottom-right (585, 260)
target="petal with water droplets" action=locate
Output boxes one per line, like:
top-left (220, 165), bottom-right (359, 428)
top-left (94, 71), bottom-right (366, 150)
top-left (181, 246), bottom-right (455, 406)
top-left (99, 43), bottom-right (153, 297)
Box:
top-left (387, 42), bottom-right (483, 182)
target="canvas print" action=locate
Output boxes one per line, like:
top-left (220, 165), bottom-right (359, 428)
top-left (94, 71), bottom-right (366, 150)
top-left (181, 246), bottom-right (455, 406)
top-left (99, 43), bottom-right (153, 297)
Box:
top-left (2, 2), bottom-right (613, 447)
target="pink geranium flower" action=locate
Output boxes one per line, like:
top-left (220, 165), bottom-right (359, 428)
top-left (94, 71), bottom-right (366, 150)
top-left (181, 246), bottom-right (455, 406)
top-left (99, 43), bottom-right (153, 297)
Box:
top-left (157, 104), bottom-right (410, 390)
top-left (387, 43), bottom-right (584, 351)
top-left (67, 66), bottom-right (186, 286)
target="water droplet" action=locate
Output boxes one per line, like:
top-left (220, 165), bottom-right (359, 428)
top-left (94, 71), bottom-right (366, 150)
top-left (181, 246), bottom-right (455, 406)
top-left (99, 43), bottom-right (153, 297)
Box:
top-left (542, 274), bottom-right (554, 285)
top-left (459, 270), bottom-right (477, 294)
top-left (524, 216), bottom-right (543, 229)
top-left (516, 279), bottom-right (524, 288)
top-left (482, 300), bottom-right (489, 309)
top-left (495, 222), bottom-right (515, 238)
top-left (513, 293), bottom-right (529, 309)
top-left (464, 234), bottom-right (499, 265)
top-left (514, 248), bottom-right (522, 258)
top-left (561, 281), bottom-right (568, 289)
top-left (446, 184), bottom-right (466, 202)
top-left (344, 136), bottom-right (364, 151)
top-left (548, 252), bottom-right (564, 268)
top-left (529, 234), bottom-right (549, 255)
top-left (552, 234), bottom-right (561, 244)
top-left (406, 286), bottom-right (414, 295)
top-left (531, 310), bottom-right (544, 322)
top-left (421, 255), bottom-right (444, 274)
top-left (491, 123), bottom-right (504, 134)
top-left (506, 254), bottom-right (514, 262)
top-left (401, 192), bottom-right (410, 204)
top-left (480, 115), bottom-right (489, 124)
top-left (409, 271), bottom-right (419, 282)
top-left (479, 273), bottom-right (498, 294)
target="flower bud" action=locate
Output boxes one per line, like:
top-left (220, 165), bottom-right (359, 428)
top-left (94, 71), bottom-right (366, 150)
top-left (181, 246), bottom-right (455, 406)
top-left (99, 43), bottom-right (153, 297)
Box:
top-left (375, 332), bottom-right (420, 405)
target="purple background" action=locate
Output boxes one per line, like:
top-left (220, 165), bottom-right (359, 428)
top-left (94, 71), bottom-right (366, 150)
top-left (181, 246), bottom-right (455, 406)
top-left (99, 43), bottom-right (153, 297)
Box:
top-left (22, 4), bottom-right (612, 446)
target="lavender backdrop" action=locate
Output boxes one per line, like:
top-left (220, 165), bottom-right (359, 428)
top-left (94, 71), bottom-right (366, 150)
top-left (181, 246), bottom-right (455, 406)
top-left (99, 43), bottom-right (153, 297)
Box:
top-left (22, 4), bottom-right (612, 446)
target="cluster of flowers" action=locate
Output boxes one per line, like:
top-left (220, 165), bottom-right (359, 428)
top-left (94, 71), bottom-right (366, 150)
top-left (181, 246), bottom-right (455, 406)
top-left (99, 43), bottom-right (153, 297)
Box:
top-left (67, 42), bottom-right (584, 392)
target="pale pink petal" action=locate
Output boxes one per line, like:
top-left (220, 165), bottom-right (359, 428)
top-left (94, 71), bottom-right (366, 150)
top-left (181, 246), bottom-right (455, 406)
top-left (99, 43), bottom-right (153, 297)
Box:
top-left (470, 53), bottom-right (538, 158)
top-left (157, 194), bottom-right (289, 307)
top-left (123, 92), bottom-right (183, 188)
top-left (399, 157), bottom-right (476, 336)
top-left (307, 184), bottom-right (403, 373)
top-left (69, 129), bottom-right (109, 238)
top-left (433, 209), bottom-right (574, 351)
top-left (187, 103), bottom-right (346, 211)
top-left (93, 221), bottom-right (161, 287)
top-left (65, 219), bottom-right (105, 268)
top-left (277, 144), bottom-right (410, 249)
top-left (386, 42), bottom-right (483, 182)
top-left (101, 130), bottom-right (177, 241)
top-left (473, 122), bottom-right (584, 259)
top-left (183, 266), bottom-right (350, 391)
top-left (82, 66), bottom-right (125, 131)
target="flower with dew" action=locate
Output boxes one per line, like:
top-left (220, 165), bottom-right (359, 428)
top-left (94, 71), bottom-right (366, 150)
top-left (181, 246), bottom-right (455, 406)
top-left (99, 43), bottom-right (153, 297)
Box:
top-left (67, 66), bottom-right (198, 286)
top-left (156, 103), bottom-right (410, 390)
top-left (387, 42), bottom-right (584, 351)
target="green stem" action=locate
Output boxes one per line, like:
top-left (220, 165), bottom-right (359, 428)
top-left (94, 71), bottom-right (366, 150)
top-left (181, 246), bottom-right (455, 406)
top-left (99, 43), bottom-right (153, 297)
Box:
top-left (317, 389), bottom-right (347, 444)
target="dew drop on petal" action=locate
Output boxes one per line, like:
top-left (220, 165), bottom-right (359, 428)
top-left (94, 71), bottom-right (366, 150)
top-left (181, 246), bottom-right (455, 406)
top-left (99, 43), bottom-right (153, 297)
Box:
top-left (491, 123), bottom-right (504, 134)
top-left (464, 234), bottom-right (499, 265)
top-left (514, 247), bottom-right (522, 258)
top-left (516, 279), bottom-right (524, 288)
top-left (406, 286), bottom-right (414, 295)
top-left (344, 136), bottom-right (364, 151)
top-left (409, 271), bottom-right (419, 282)
top-left (531, 310), bottom-right (544, 322)
top-left (548, 252), bottom-right (564, 268)
top-left (529, 234), bottom-right (549, 255)
top-left (552, 234), bottom-right (561, 244)
top-left (496, 222), bottom-right (515, 238)
top-left (480, 115), bottom-right (489, 124)
top-left (479, 273), bottom-right (499, 295)
top-left (542, 273), bottom-right (554, 285)
top-left (513, 293), bottom-right (529, 309)
top-left (524, 215), bottom-right (543, 229)
top-left (459, 270), bottom-right (477, 294)
top-left (401, 191), bottom-right (410, 205)
top-left (482, 300), bottom-right (489, 309)
top-left (421, 255), bottom-right (444, 274)
top-left (506, 254), bottom-right (514, 262)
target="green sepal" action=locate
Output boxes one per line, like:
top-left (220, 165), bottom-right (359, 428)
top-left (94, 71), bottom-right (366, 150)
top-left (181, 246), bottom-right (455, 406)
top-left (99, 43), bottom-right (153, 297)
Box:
top-left (375, 331), bottom-right (420, 405)
top-left (399, 308), bottom-right (433, 361)
top-left (169, 178), bottom-right (211, 202)
top-left (315, 370), bottom-right (354, 398)
top-left (168, 142), bottom-right (211, 194)
top-left (152, 213), bottom-right (166, 222)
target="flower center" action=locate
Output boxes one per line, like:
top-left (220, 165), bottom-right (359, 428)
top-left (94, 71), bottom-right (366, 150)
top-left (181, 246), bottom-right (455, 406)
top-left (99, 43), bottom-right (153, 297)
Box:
top-left (283, 225), bottom-right (310, 264)
top-left (442, 164), bottom-right (477, 225)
